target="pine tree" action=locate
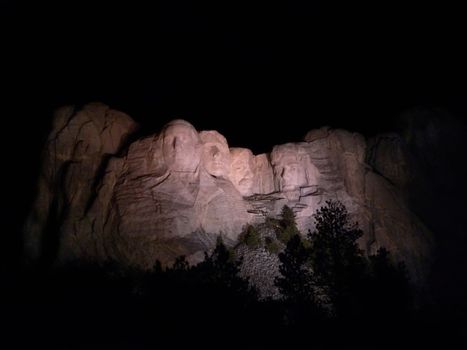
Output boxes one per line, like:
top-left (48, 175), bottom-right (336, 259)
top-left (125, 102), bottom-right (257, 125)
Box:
top-left (172, 255), bottom-right (189, 271)
top-left (277, 205), bottom-right (300, 243)
top-left (275, 234), bottom-right (314, 304)
top-left (367, 248), bottom-right (411, 318)
top-left (307, 200), bottom-right (366, 317)
top-left (197, 237), bottom-right (253, 297)
top-left (275, 233), bottom-right (323, 326)
top-left (239, 224), bottom-right (261, 248)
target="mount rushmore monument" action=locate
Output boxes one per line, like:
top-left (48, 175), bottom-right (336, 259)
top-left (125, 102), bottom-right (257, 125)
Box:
top-left (24, 103), bottom-right (433, 281)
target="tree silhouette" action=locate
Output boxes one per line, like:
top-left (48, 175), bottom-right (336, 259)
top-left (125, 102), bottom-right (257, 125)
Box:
top-left (274, 217), bottom-right (321, 329)
top-left (275, 233), bottom-right (321, 326)
top-left (277, 205), bottom-right (300, 243)
top-left (238, 224), bottom-right (261, 248)
top-left (172, 255), bottom-right (190, 271)
top-left (367, 248), bottom-right (412, 319)
top-left (196, 237), bottom-right (254, 298)
top-left (307, 200), bottom-right (366, 317)
top-left (276, 234), bottom-right (314, 304)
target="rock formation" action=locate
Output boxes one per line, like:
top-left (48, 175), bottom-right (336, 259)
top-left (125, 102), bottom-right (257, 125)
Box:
top-left (24, 103), bottom-right (138, 264)
top-left (25, 103), bottom-right (433, 281)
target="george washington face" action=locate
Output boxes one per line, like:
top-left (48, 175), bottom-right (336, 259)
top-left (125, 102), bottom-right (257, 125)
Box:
top-left (162, 120), bottom-right (202, 172)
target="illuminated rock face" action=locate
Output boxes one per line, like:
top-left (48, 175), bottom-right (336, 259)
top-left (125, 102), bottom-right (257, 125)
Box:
top-left (230, 148), bottom-right (257, 196)
top-left (25, 104), bottom-right (433, 279)
top-left (200, 130), bottom-right (231, 179)
top-left (162, 119), bottom-right (202, 173)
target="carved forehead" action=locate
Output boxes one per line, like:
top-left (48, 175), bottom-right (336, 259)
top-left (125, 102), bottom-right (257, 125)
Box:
top-left (271, 143), bottom-right (303, 165)
top-left (162, 119), bottom-right (199, 140)
top-left (230, 147), bottom-right (254, 161)
top-left (199, 130), bottom-right (228, 148)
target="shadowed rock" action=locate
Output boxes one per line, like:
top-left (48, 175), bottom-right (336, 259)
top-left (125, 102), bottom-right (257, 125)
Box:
top-left (23, 103), bottom-right (138, 265)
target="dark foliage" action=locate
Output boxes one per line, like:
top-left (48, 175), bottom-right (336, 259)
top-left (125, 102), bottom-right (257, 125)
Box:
top-left (264, 236), bottom-right (280, 254)
top-left (2, 202), bottom-right (465, 349)
top-left (307, 200), bottom-right (367, 318)
top-left (276, 205), bottom-right (300, 244)
top-left (272, 200), bottom-right (432, 348)
top-left (194, 237), bottom-right (255, 298)
top-left (276, 235), bottom-right (314, 304)
top-left (238, 224), bottom-right (261, 248)
top-left (275, 234), bottom-right (323, 326)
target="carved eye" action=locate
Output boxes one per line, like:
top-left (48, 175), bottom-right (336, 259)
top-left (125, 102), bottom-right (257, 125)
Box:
top-left (210, 146), bottom-right (219, 157)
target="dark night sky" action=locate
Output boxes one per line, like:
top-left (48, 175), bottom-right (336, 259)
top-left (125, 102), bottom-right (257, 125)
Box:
top-left (2, 1), bottom-right (467, 257)
top-left (2, 1), bottom-right (467, 152)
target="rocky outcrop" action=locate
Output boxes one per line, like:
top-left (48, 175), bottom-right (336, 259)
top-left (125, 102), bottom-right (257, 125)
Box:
top-left (238, 246), bottom-right (281, 300)
top-left (367, 133), bottom-right (410, 192)
top-left (24, 103), bottom-right (138, 264)
top-left (25, 103), bottom-right (433, 281)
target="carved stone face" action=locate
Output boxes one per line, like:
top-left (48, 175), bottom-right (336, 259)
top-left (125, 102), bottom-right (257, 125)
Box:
top-left (162, 120), bottom-right (201, 172)
top-left (271, 144), bottom-right (308, 192)
top-left (200, 131), bottom-right (231, 178)
top-left (230, 148), bottom-right (256, 196)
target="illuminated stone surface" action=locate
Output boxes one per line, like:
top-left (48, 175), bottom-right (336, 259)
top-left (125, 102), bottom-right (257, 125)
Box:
top-left (25, 103), bottom-right (433, 279)
top-left (200, 130), bottom-right (231, 179)
top-left (230, 147), bottom-right (257, 196)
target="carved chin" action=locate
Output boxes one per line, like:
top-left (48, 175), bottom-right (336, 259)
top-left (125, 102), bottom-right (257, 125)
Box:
top-left (206, 162), bottom-right (229, 177)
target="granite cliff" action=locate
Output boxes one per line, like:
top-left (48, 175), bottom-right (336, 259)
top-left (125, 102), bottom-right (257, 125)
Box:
top-left (25, 103), bottom-right (433, 283)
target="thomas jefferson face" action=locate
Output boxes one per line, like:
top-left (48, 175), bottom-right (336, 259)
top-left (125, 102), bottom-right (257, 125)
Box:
top-left (200, 131), bottom-right (231, 178)
top-left (162, 120), bottom-right (201, 172)
top-left (271, 144), bottom-right (307, 192)
top-left (230, 148), bottom-right (256, 196)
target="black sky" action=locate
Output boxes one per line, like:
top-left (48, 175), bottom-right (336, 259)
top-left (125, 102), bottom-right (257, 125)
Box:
top-left (3, 1), bottom-right (467, 153)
